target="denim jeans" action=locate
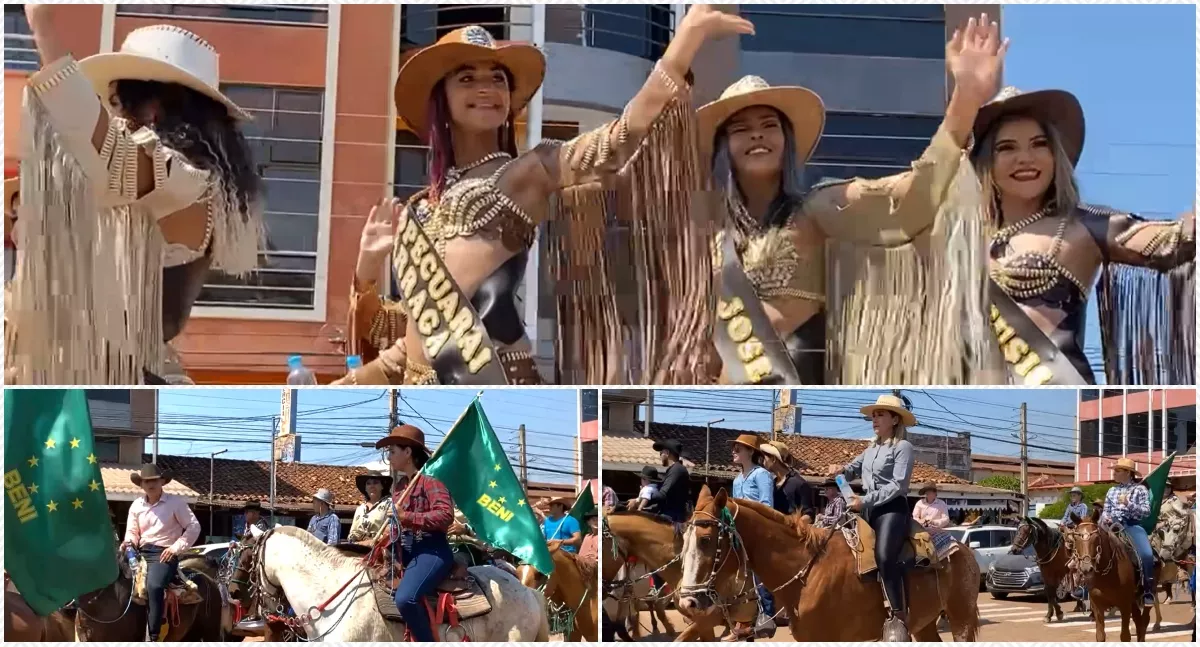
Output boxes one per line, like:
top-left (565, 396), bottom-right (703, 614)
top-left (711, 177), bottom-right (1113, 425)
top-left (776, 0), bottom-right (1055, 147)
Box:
top-left (1122, 524), bottom-right (1155, 591)
top-left (139, 545), bottom-right (179, 640)
top-left (394, 533), bottom-right (454, 642)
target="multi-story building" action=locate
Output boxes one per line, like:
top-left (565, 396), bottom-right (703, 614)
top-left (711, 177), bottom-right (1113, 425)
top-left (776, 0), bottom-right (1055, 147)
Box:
top-left (86, 389), bottom-right (158, 465)
top-left (1075, 389), bottom-right (1196, 488)
top-left (4, 4), bottom-right (996, 383)
top-left (580, 389), bottom-right (599, 497)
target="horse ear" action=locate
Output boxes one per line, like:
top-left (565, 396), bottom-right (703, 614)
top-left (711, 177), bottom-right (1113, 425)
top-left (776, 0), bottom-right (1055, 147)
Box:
top-left (1069, 511), bottom-right (1082, 525)
top-left (1089, 505), bottom-right (1102, 523)
top-left (697, 484), bottom-right (713, 507)
top-left (713, 488), bottom-right (728, 511)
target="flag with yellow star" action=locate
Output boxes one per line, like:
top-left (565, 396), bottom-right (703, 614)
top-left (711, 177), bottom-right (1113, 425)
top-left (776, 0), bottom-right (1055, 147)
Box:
top-left (4, 389), bottom-right (118, 615)
top-left (422, 399), bottom-right (554, 575)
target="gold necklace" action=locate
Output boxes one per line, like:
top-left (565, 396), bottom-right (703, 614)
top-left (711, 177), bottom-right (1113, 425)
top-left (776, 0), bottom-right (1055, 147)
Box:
top-left (445, 151), bottom-right (511, 186)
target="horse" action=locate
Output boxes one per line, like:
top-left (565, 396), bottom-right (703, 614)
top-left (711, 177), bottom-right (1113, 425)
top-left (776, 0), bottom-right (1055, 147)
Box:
top-left (604, 509), bottom-right (737, 641)
top-left (1154, 500), bottom-right (1196, 603)
top-left (3, 580), bottom-right (75, 642)
top-left (228, 525), bottom-right (550, 641)
top-left (544, 540), bottom-right (598, 641)
top-left (1064, 510), bottom-right (1152, 642)
top-left (677, 486), bottom-right (981, 642)
top-left (1010, 518), bottom-right (1083, 622)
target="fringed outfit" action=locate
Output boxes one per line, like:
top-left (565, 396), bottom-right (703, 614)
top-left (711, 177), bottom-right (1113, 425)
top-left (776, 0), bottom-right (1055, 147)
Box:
top-left (5, 56), bottom-right (261, 385)
top-left (350, 61), bottom-right (709, 385)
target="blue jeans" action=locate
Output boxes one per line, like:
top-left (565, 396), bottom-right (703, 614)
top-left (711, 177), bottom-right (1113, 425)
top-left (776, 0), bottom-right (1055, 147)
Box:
top-left (756, 575), bottom-right (775, 620)
top-left (394, 533), bottom-right (454, 642)
top-left (1122, 524), bottom-right (1155, 591)
top-left (140, 545), bottom-right (178, 640)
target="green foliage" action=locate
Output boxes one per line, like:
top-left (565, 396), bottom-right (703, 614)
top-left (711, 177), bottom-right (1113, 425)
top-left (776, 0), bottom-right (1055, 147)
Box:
top-left (977, 474), bottom-right (1021, 492)
top-left (1038, 483), bottom-right (1114, 520)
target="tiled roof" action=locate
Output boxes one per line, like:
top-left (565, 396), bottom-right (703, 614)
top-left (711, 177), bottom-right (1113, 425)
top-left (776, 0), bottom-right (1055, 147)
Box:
top-left (101, 465), bottom-right (200, 498)
top-left (604, 422), bottom-right (968, 485)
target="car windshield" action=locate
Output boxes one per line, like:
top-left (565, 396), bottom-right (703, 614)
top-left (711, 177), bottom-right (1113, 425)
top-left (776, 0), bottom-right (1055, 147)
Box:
top-left (946, 529), bottom-right (965, 542)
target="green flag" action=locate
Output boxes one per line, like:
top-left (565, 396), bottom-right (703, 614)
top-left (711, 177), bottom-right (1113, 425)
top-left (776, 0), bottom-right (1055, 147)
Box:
top-left (4, 390), bottom-right (118, 615)
top-left (422, 399), bottom-right (555, 575)
top-left (569, 481), bottom-right (596, 534)
top-left (1139, 453), bottom-right (1176, 534)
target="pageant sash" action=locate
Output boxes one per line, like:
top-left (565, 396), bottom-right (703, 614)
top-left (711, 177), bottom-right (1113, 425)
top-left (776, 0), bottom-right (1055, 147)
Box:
top-left (714, 233), bottom-right (802, 385)
top-left (391, 210), bottom-right (507, 385)
top-left (988, 280), bottom-right (1088, 385)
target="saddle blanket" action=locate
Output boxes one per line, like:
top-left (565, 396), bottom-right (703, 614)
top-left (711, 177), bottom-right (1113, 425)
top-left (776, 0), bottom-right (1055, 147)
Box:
top-left (846, 517), bottom-right (945, 578)
top-left (133, 558), bottom-right (202, 606)
top-left (366, 563), bottom-right (493, 624)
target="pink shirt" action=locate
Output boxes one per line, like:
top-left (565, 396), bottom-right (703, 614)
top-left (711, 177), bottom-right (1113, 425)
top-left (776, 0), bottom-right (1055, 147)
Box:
top-left (124, 493), bottom-right (201, 553)
top-left (912, 498), bottom-right (951, 529)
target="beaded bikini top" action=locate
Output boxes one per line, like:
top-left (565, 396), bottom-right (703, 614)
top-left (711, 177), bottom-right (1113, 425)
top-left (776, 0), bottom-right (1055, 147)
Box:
top-left (989, 207), bottom-right (1087, 309)
top-left (410, 153), bottom-right (537, 256)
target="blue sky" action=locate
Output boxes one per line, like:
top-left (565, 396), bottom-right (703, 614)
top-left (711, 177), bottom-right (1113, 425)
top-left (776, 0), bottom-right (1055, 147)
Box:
top-left (1001, 4), bottom-right (1196, 378)
top-left (153, 389), bottom-right (581, 484)
top-left (644, 388), bottom-right (1080, 463)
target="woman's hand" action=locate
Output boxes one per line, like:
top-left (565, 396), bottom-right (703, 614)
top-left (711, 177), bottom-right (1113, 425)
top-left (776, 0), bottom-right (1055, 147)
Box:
top-left (825, 464), bottom-right (843, 477)
top-left (678, 4), bottom-right (756, 41)
top-left (23, 4), bottom-right (66, 65)
top-left (848, 496), bottom-right (863, 513)
top-left (945, 14), bottom-right (1009, 109)
top-left (356, 198), bottom-right (400, 285)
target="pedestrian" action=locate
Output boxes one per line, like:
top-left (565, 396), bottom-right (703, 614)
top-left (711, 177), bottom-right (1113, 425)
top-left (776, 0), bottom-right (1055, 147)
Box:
top-left (307, 489), bottom-right (341, 546)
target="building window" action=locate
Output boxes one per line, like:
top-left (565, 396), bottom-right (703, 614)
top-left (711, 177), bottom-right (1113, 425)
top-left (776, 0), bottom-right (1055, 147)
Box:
top-left (198, 85), bottom-right (325, 311)
top-left (1080, 419), bottom-right (1099, 457)
top-left (574, 5), bottom-right (673, 60)
top-left (809, 112), bottom-right (941, 182)
top-left (601, 403), bottom-right (610, 429)
top-left (401, 4), bottom-right (512, 49)
top-left (582, 389), bottom-right (598, 423)
top-left (393, 130), bottom-right (429, 201)
top-left (86, 390), bottom-right (133, 405)
top-left (116, 4), bottom-right (328, 26)
top-left (94, 436), bottom-right (121, 463)
top-left (4, 6), bottom-right (38, 72)
top-left (741, 4), bottom-right (946, 59)
top-left (581, 440), bottom-right (597, 480)
top-left (1081, 389), bottom-right (1101, 402)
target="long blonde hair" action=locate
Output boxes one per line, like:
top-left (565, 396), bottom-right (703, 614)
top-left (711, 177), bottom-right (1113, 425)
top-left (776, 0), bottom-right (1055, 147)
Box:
top-left (870, 416), bottom-right (909, 447)
top-left (971, 114), bottom-right (1081, 226)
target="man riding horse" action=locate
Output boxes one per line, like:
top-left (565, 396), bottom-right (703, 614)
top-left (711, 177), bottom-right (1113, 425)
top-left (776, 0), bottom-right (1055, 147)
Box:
top-left (1097, 457), bottom-right (1156, 608)
top-left (375, 424), bottom-right (456, 642)
top-left (119, 464), bottom-right (201, 642)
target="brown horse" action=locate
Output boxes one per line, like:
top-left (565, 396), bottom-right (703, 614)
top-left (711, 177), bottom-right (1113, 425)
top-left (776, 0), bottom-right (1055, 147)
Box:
top-left (604, 509), bottom-right (742, 641)
top-left (3, 581), bottom-right (75, 642)
top-left (545, 540), bottom-right (599, 641)
top-left (677, 487), bottom-right (980, 642)
top-left (1065, 512), bottom-right (1151, 642)
top-left (1010, 518), bottom-right (1083, 622)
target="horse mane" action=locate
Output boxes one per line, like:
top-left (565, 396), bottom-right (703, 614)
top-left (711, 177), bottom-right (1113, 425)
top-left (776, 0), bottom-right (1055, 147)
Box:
top-left (728, 497), bottom-right (827, 554)
top-left (270, 526), bottom-right (361, 569)
top-left (607, 509), bottom-right (677, 525)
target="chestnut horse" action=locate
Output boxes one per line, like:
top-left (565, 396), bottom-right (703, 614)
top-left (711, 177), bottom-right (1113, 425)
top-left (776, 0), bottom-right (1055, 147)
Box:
top-left (1065, 512), bottom-right (1151, 642)
top-left (4, 581), bottom-right (75, 642)
top-left (678, 487), bottom-right (980, 642)
top-left (604, 509), bottom-right (746, 641)
top-left (544, 540), bottom-right (598, 641)
top-left (1010, 518), bottom-right (1083, 622)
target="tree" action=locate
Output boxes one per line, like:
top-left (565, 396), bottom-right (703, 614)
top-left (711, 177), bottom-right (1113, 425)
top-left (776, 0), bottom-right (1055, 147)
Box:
top-left (1039, 484), bottom-right (1114, 520)
top-left (978, 474), bottom-right (1021, 492)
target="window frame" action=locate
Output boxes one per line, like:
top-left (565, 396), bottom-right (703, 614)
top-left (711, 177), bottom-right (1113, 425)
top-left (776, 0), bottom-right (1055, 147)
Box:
top-left (191, 6), bottom-right (340, 322)
top-left (115, 4), bottom-right (329, 27)
top-left (3, 5), bottom-right (39, 72)
top-left (739, 5), bottom-right (946, 59)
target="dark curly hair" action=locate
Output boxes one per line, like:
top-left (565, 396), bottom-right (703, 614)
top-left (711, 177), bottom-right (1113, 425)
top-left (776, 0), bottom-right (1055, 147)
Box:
top-left (112, 79), bottom-right (263, 219)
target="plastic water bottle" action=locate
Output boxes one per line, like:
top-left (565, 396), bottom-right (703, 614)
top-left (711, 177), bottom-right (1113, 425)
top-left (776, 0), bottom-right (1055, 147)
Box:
top-left (835, 474), bottom-right (857, 502)
top-left (124, 546), bottom-right (139, 572)
top-left (286, 355), bottom-right (317, 385)
top-left (346, 355), bottom-right (363, 372)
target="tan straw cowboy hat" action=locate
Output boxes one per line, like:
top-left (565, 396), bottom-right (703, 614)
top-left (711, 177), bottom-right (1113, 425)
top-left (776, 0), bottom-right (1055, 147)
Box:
top-left (78, 25), bottom-right (251, 121)
top-left (374, 424), bottom-right (432, 457)
top-left (759, 442), bottom-right (783, 463)
top-left (130, 463), bottom-right (172, 486)
top-left (395, 25), bottom-right (546, 136)
top-left (860, 395), bottom-right (917, 428)
top-left (697, 75), bottom-right (825, 166)
top-left (972, 86), bottom-right (1085, 166)
top-left (730, 433), bottom-right (764, 454)
top-left (1112, 457), bottom-right (1141, 477)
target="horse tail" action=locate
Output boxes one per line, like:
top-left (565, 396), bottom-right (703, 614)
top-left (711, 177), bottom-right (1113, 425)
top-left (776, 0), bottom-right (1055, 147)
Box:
top-left (534, 588), bottom-right (551, 642)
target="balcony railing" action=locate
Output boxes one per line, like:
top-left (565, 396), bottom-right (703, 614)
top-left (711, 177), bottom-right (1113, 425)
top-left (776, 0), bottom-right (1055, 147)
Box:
top-left (4, 23), bottom-right (39, 72)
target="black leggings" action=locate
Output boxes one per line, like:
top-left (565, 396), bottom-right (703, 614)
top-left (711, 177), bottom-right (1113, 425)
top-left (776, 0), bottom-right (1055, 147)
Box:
top-left (866, 497), bottom-right (909, 616)
top-left (140, 546), bottom-right (179, 640)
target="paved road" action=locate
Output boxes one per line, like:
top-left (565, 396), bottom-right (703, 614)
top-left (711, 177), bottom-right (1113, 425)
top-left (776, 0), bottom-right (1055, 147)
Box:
top-left (629, 591), bottom-right (1195, 642)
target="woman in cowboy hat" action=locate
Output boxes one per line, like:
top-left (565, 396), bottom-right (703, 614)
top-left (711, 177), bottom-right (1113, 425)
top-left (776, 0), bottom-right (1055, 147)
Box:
top-left (761, 441), bottom-right (814, 520)
top-left (1061, 486), bottom-right (1089, 528)
top-left (347, 470), bottom-right (395, 543)
top-left (697, 14), bottom-right (1008, 386)
top-left (970, 84), bottom-right (1194, 386)
top-left (825, 395), bottom-right (918, 641)
top-left (1099, 458), bottom-right (1156, 607)
top-left (342, 5), bottom-right (754, 387)
top-left (912, 482), bottom-right (951, 529)
top-left (729, 435), bottom-right (775, 640)
top-left (375, 424), bottom-right (455, 642)
top-left (10, 5), bottom-right (264, 386)
top-left (120, 464), bottom-right (200, 641)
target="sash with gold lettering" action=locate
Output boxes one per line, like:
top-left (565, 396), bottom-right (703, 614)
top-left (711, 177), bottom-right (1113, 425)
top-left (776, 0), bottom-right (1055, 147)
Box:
top-left (391, 210), bottom-right (507, 385)
top-left (988, 280), bottom-right (1088, 385)
top-left (714, 233), bottom-right (801, 385)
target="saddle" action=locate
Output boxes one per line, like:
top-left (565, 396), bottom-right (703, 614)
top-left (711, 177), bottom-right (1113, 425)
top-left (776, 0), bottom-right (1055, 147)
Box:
top-left (845, 517), bottom-right (950, 578)
top-left (365, 557), bottom-right (493, 626)
top-left (132, 558), bottom-right (203, 606)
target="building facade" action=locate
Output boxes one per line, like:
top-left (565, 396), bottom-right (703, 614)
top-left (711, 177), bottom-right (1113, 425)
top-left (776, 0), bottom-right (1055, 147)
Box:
top-left (4, 3), bottom-right (997, 383)
top-left (1075, 388), bottom-right (1196, 487)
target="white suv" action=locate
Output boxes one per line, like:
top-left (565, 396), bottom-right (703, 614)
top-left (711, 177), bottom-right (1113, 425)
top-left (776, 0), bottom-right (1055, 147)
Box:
top-left (945, 525), bottom-right (1018, 587)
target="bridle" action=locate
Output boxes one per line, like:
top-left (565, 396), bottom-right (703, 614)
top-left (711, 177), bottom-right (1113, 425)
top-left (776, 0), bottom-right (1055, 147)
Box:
top-left (600, 516), bottom-right (683, 604)
top-left (1065, 521), bottom-right (1116, 578)
top-left (1013, 520), bottom-right (1063, 566)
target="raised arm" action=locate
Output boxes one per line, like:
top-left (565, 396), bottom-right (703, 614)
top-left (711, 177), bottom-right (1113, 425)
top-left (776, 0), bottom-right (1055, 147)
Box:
top-left (346, 199), bottom-right (408, 363)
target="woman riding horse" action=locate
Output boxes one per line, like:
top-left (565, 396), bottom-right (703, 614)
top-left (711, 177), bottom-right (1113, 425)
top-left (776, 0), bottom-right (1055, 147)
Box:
top-left (1097, 458), bottom-right (1156, 607)
top-left (825, 395), bottom-right (917, 641)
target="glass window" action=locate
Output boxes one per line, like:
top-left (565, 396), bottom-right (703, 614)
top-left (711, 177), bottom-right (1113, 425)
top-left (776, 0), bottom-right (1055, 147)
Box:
top-left (807, 112), bottom-right (941, 182)
top-left (401, 4), bottom-right (510, 49)
top-left (4, 6), bottom-right (38, 72)
top-left (741, 5), bottom-right (945, 59)
top-left (968, 530), bottom-right (993, 548)
top-left (1081, 389), bottom-right (1101, 402)
top-left (197, 85), bottom-right (325, 311)
top-left (582, 390), bottom-right (598, 422)
top-left (991, 529), bottom-right (1014, 548)
top-left (1080, 419), bottom-right (1100, 458)
top-left (393, 130), bottom-right (429, 201)
top-left (578, 5), bottom-right (673, 61)
top-left (116, 4), bottom-right (328, 25)
top-left (86, 390), bottom-right (132, 404)
top-left (93, 437), bottom-right (121, 463)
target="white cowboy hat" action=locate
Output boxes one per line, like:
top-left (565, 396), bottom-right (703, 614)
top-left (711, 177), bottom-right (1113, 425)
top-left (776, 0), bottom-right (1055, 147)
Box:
top-left (696, 75), bottom-right (826, 167)
top-left (78, 25), bottom-right (251, 121)
top-left (860, 395), bottom-right (917, 428)
top-left (312, 488), bottom-right (335, 506)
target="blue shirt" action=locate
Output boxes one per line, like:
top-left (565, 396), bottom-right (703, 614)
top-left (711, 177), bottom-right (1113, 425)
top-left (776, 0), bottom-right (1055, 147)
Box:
top-left (732, 466), bottom-right (774, 508)
top-left (542, 514), bottom-right (581, 552)
top-left (1103, 482), bottom-right (1150, 527)
top-left (843, 439), bottom-right (913, 513)
top-left (1061, 501), bottom-right (1089, 526)
top-left (307, 512), bottom-right (341, 546)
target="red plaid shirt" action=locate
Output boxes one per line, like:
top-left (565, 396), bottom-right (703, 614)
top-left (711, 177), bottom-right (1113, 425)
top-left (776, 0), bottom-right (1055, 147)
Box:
top-left (392, 474), bottom-right (453, 533)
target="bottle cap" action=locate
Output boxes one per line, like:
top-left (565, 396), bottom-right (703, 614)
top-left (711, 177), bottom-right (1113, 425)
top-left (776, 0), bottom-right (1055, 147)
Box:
top-left (288, 355), bottom-right (303, 368)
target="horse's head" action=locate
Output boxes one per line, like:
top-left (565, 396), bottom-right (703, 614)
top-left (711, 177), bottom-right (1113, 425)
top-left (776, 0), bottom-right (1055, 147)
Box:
top-left (227, 534), bottom-right (261, 611)
top-left (1156, 513), bottom-right (1194, 561)
top-left (516, 563), bottom-right (545, 590)
top-left (1064, 508), bottom-right (1105, 584)
top-left (677, 486), bottom-right (741, 613)
top-left (1010, 517), bottom-right (1037, 555)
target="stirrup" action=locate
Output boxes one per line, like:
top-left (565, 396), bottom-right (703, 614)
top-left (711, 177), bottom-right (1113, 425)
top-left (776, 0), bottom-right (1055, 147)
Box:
top-left (882, 615), bottom-right (910, 642)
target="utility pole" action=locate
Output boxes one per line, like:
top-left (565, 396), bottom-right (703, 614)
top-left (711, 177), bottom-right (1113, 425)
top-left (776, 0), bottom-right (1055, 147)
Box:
top-left (389, 389), bottom-right (399, 429)
top-left (209, 449), bottom-right (227, 540)
top-left (706, 418), bottom-right (725, 485)
top-left (269, 416), bottom-right (278, 525)
top-left (1019, 402), bottom-right (1029, 516)
top-left (518, 424), bottom-right (528, 487)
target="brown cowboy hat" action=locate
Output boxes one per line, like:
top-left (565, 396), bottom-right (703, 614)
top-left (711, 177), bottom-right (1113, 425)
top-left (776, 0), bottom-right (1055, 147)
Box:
top-left (375, 424), bottom-right (431, 456)
top-left (242, 501), bottom-right (264, 512)
top-left (395, 25), bottom-right (546, 136)
top-left (918, 482), bottom-right (939, 495)
top-left (129, 463), bottom-right (172, 486)
top-left (972, 86), bottom-right (1085, 166)
top-left (355, 470), bottom-right (394, 499)
top-left (860, 395), bottom-right (917, 428)
top-left (730, 433), bottom-right (764, 454)
top-left (1111, 457), bottom-right (1141, 477)
top-left (696, 75), bottom-right (825, 167)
